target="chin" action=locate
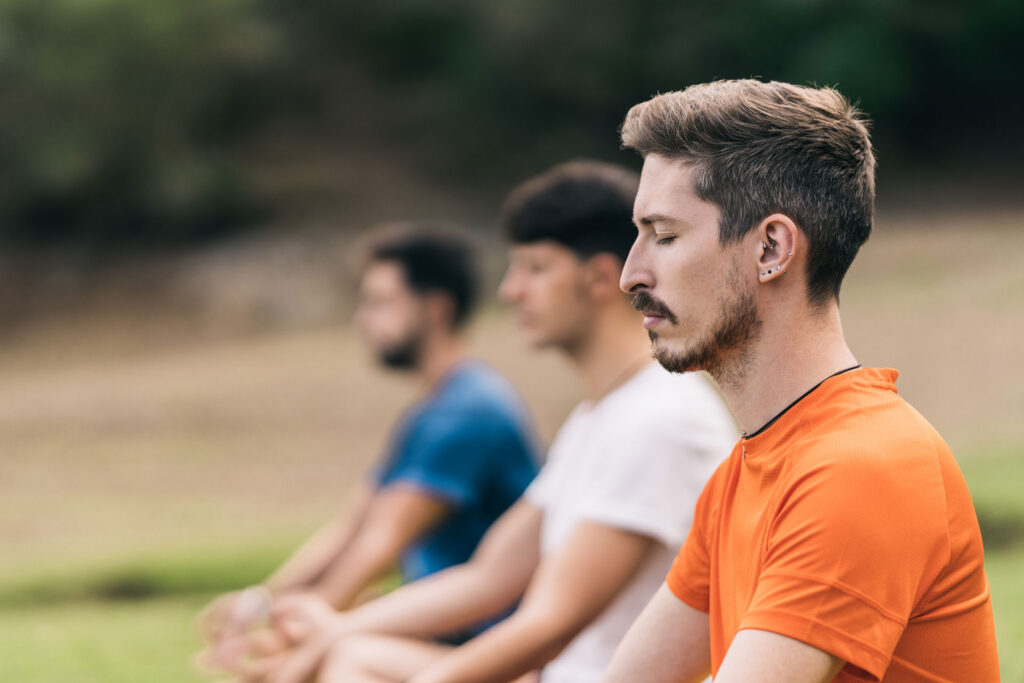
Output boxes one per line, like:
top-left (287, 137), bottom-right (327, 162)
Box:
top-left (528, 335), bottom-right (556, 350)
top-left (653, 341), bottom-right (704, 375)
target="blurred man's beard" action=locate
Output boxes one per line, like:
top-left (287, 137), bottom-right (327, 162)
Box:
top-left (654, 273), bottom-right (761, 380)
top-left (378, 331), bottom-right (424, 370)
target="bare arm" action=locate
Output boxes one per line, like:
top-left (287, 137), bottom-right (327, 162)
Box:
top-left (199, 480), bottom-right (450, 651)
top-left (409, 520), bottom-right (658, 683)
top-left (714, 629), bottom-right (843, 683)
top-left (309, 483), bottom-right (452, 609)
top-left (602, 583), bottom-right (712, 683)
top-left (264, 481), bottom-right (376, 594)
top-left (249, 502), bottom-right (542, 683)
top-left (326, 499), bottom-right (543, 637)
top-left (198, 482), bottom-right (376, 648)
top-left (602, 586), bottom-right (844, 683)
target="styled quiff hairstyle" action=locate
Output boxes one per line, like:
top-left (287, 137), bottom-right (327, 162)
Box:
top-left (621, 79), bottom-right (876, 305)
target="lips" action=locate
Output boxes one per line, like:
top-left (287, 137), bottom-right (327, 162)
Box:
top-left (642, 314), bottom-right (665, 329)
top-left (632, 290), bottom-right (678, 326)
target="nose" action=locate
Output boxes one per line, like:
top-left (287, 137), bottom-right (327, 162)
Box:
top-left (498, 265), bottom-right (521, 303)
top-left (619, 239), bottom-right (652, 294)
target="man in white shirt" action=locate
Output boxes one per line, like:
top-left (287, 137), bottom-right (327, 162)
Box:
top-left (231, 160), bottom-right (736, 683)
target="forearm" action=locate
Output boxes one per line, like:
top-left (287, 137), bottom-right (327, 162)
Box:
top-left (311, 533), bottom-right (401, 610)
top-left (341, 562), bottom-right (524, 638)
top-left (266, 484), bottom-right (373, 594)
top-left (410, 605), bottom-right (570, 683)
top-left (264, 519), bottom-right (354, 594)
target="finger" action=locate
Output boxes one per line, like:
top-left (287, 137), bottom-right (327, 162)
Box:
top-left (203, 633), bottom-right (259, 674)
top-left (245, 627), bottom-right (291, 658)
top-left (235, 651), bottom-right (287, 681)
top-left (265, 637), bottom-right (329, 683)
top-left (197, 598), bottom-right (230, 642)
top-left (274, 611), bottom-right (316, 644)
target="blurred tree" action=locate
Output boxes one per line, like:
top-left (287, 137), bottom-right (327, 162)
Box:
top-left (0, 0), bottom-right (1020, 245)
top-left (0, 0), bottom-right (284, 243)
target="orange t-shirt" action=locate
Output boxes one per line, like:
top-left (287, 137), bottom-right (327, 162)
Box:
top-left (667, 367), bottom-right (999, 681)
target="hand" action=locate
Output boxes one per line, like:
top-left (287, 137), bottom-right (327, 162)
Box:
top-left (199, 587), bottom-right (273, 645)
top-left (196, 623), bottom-right (291, 678)
top-left (270, 592), bottom-right (342, 644)
top-left (246, 593), bottom-right (348, 683)
top-left (196, 587), bottom-right (275, 675)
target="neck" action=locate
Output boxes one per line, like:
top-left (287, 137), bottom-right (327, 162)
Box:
top-left (417, 330), bottom-right (467, 391)
top-left (716, 302), bottom-right (857, 434)
top-left (570, 304), bottom-right (653, 402)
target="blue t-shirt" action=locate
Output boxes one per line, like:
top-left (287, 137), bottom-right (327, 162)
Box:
top-left (374, 360), bottom-right (541, 583)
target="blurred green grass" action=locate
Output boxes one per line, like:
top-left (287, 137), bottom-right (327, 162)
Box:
top-left (0, 446), bottom-right (1020, 682)
top-left (0, 541), bottom-right (288, 607)
top-left (0, 597), bottom-right (211, 683)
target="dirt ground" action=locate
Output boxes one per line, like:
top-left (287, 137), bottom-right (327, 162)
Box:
top-left (1, 208), bottom-right (1021, 572)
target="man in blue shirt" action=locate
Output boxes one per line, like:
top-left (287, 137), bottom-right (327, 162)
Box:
top-left (198, 225), bottom-right (540, 669)
top-left (375, 356), bottom-right (541, 584)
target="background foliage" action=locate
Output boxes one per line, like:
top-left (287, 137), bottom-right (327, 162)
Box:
top-left (1, 0), bottom-right (1021, 243)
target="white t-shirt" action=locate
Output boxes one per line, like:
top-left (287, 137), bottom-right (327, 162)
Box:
top-left (525, 363), bottom-right (736, 683)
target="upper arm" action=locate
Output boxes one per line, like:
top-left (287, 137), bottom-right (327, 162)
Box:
top-left (714, 629), bottom-right (843, 683)
top-left (465, 499), bottom-right (543, 599)
top-left (383, 416), bottom-right (498, 509)
top-left (602, 583), bottom-right (711, 683)
top-left (355, 484), bottom-right (453, 554)
top-left (515, 519), bottom-right (657, 641)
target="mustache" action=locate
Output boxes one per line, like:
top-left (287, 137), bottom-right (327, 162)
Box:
top-left (631, 290), bottom-right (678, 325)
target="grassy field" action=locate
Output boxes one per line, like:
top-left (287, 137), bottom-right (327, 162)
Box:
top-left (1, 209), bottom-right (1022, 681)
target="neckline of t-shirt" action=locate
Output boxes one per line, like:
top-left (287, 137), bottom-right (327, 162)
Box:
top-left (741, 364), bottom-right (862, 441)
top-left (430, 357), bottom-right (484, 397)
top-left (578, 360), bottom-right (658, 414)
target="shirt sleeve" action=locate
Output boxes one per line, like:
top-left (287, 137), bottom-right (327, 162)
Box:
top-left (380, 414), bottom-right (496, 508)
top-left (665, 471), bottom-right (720, 613)
top-left (573, 412), bottom-right (719, 552)
top-left (522, 457), bottom-right (556, 508)
top-left (740, 453), bottom-right (949, 680)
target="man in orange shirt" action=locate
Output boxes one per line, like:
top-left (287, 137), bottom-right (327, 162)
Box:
top-left (603, 80), bottom-right (999, 682)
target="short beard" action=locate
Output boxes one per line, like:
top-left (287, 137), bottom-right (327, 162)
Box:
top-left (654, 269), bottom-right (761, 383)
top-left (379, 332), bottom-right (424, 371)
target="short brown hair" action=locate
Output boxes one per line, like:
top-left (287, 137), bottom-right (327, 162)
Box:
top-left (364, 223), bottom-right (480, 329)
top-left (500, 160), bottom-right (639, 264)
top-left (621, 79), bottom-right (876, 305)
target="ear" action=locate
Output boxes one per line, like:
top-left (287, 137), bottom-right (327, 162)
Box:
top-left (423, 291), bottom-right (457, 330)
top-left (755, 214), bottom-right (799, 283)
top-left (583, 253), bottom-right (625, 300)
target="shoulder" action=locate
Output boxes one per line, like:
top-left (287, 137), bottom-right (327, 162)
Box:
top-left (609, 366), bottom-right (733, 425)
top-left (791, 391), bottom-right (949, 487)
top-left (431, 361), bottom-right (528, 422)
top-left (595, 366), bottom-right (736, 457)
top-left (774, 397), bottom-right (956, 547)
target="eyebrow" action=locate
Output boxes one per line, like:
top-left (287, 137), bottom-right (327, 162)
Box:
top-left (633, 213), bottom-right (677, 228)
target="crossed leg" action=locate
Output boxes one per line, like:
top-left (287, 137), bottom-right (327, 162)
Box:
top-left (318, 633), bottom-right (541, 683)
top-left (318, 634), bottom-right (452, 682)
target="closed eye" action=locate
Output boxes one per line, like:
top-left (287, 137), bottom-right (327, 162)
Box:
top-left (656, 235), bottom-right (677, 246)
